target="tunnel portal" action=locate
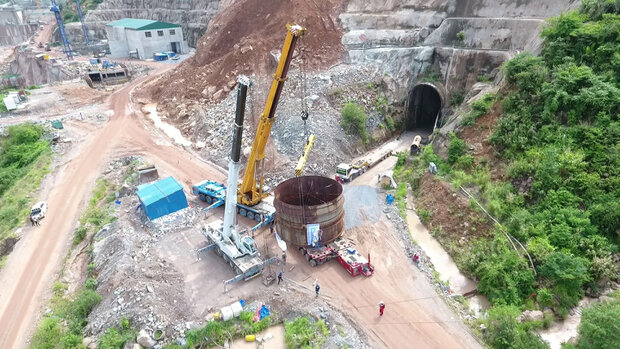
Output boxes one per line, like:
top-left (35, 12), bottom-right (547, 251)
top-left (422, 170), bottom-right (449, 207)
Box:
top-left (406, 83), bottom-right (443, 132)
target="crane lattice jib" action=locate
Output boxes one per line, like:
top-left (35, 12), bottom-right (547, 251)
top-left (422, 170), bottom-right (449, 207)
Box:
top-left (75, 0), bottom-right (90, 45)
top-left (50, 0), bottom-right (73, 60)
top-left (238, 24), bottom-right (306, 206)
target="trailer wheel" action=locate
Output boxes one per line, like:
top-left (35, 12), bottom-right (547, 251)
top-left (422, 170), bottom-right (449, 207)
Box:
top-left (205, 196), bottom-right (213, 204)
top-left (310, 259), bottom-right (317, 267)
top-left (199, 194), bottom-right (206, 202)
top-left (255, 214), bottom-right (262, 222)
top-left (299, 247), bottom-right (306, 256)
top-left (239, 208), bottom-right (247, 217)
top-left (247, 211), bottom-right (255, 220)
top-left (305, 253), bottom-right (311, 261)
top-left (215, 246), bottom-right (222, 256)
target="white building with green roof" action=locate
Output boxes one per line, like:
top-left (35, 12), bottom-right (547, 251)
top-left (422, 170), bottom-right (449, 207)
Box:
top-left (105, 18), bottom-right (187, 59)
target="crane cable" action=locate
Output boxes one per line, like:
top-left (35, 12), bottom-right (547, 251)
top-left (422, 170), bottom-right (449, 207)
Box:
top-left (299, 40), bottom-right (309, 133)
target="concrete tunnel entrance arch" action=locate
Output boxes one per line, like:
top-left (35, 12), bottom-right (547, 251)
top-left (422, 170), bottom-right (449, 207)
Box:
top-left (405, 82), bottom-right (445, 132)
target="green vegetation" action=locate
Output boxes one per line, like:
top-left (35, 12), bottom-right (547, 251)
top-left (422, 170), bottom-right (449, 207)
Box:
top-left (341, 102), bottom-right (369, 144)
top-left (73, 178), bottom-right (116, 245)
top-left (60, 0), bottom-right (104, 23)
top-left (462, 92), bottom-right (495, 126)
top-left (186, 311), bottom-right (272, 347)
top-left (576, 293), bottom-right (620, 349)
top-left (30, 288), bottom-right (102, 349)
top-left (0, 124), bottom-right (51, 247)
top-left (480, 305), bottom-right (548, 349)
top-left (98, 318), bottom-right (137, 349)
top-left (284, 316), bottom-right (329, 349)
top-left (456, 30), bottom-right (466, 42)
top-left (394, 1), bottom-right (620, 347)
top-left (451, 91), bottom-right (465, 106)
top-left (452, 0), bottom-right (620, 314)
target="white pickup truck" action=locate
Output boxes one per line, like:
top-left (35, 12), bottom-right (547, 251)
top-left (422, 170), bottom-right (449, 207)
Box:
top-left (30, 201), bottom-right (48, 221)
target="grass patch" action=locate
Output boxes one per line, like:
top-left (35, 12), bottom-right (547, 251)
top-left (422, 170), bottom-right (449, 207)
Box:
top-left (284, 316), bottom-right (329, 349)
top-left (73, 178), bottom-right (116, 245)
top-left (341, 102), bottom-right (369, 144)
top-left (461, 92), bottom-right (495, 126)
top-left (186, 311), bottom-right (272, 347)
top-left (0, 124), bottom-right (52, 248)
top-left (30, 288), bottom-right (102, 349)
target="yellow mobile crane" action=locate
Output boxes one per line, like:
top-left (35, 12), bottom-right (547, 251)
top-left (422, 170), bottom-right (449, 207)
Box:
top-left (238, 24), bottom-right (306, 206)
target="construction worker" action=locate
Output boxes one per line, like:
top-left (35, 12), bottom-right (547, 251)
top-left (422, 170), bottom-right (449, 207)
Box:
top-left (315, 283), bottom-right (320, 297)
top-left (278, 271), bottom-right (283, 285)
top-left (379, 301), bottom-right (386, 316)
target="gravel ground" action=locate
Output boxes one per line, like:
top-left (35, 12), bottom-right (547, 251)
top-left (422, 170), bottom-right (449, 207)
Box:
top-left (159, 62), bottom-right (401, 190)
top-left (343, 185), bottom-right (381, 229)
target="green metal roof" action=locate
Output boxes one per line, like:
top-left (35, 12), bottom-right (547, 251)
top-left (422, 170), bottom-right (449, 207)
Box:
top-left (107, 18), bottom-right (181, 30)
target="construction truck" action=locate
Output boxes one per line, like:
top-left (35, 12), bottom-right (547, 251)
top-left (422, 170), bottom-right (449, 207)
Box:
top-left (299, 238), bottom-right (374, 277)
top-left (200, 76), bottom-right (276, 284)
top-left (193, 180), bottom-right (275, 231)
top-left (335, 150), bottom-right (393, 183)
top-left (194, 24), bottom-right (305, 228)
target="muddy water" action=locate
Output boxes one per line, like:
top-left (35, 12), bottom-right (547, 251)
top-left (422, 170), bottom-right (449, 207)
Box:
top-left (405, 194), bottom-right (489, 315)
top-left (144, 104), bottom-right (192, 147)
top-left (226, 324), bottom-right (285, 349)
top-left (540, 297), bottom-right (597, 349)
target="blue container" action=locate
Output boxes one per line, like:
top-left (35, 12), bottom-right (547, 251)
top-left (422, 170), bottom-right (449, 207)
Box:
top-left (137, 177), bottom-right (188, 220)
top-left (153, 53), bottom-right (168, 61)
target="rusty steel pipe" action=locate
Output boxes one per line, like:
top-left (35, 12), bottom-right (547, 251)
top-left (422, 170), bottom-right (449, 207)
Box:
top-left (274, 176), bottom-right (345, 247)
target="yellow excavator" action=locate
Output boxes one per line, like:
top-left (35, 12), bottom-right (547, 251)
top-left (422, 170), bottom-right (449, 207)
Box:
top-left (238, 23), bottom-right (306, 206)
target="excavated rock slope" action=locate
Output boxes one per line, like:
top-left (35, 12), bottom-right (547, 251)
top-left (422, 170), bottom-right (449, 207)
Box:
top-left (342, 0), bottom-right (579, 98)
top-left (65, 0), bottom-right (222, 47)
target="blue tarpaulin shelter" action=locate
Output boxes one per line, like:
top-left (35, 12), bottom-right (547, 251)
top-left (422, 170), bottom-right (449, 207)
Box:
top-left (137, 177), bottom-right (188, 220)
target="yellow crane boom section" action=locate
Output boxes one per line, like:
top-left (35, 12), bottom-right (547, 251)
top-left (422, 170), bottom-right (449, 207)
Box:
top-left (295, 134), bottom-right (315, 177)
top-left (238, 24), bottom-right (306, 206)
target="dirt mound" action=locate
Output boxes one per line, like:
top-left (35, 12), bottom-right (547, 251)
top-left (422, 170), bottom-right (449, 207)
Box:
top-left (147, 0), bottom-right (346, 106)
top-left (459, 103), bottom-right (506, 181)
top-left (416, 173), bottom-right (493, 242)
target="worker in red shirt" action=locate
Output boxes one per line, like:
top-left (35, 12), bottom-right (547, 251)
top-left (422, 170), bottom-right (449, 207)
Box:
top-left (379, 301), bottom-right (385, 316)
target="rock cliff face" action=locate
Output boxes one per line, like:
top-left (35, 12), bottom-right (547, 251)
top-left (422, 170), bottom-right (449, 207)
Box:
top-left (65, 0), bottom-right (222, 48)
top-left (341, 0), bottom-right (579, 101)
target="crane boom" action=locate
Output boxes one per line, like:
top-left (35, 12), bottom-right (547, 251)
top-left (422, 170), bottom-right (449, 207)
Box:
top-left (74, 0), bottom-right (91, 45)
top-left (238, 24), bottom-right (306, 206)
top-left (295, 134), bottom-right (315, 176)
top-left (50, 0), bottom-right (73, 60)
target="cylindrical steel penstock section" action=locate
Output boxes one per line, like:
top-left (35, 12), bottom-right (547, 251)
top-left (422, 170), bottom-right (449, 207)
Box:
top-left (273, 176), bottom-right (345, 247)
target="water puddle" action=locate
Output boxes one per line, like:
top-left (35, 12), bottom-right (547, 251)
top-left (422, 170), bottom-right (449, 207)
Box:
top-left (405, 194), bottom-right (489, 315)
top-left (144, 104), bottom-right (192, 147)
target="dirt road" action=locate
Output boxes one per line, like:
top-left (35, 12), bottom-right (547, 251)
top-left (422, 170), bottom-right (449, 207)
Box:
top-left (0, 65), bottom-right (225, 348)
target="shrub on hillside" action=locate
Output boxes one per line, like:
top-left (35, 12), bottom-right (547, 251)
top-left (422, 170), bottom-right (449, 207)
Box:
top-left (341, 102), bottom-right (369, 144)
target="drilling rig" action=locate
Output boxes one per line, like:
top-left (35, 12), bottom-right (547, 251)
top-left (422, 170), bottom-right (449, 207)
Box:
top-left (50, 0), bottom-right (73, 59)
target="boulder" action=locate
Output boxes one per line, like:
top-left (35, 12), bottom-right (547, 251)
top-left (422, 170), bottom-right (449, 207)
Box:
top-left (517, 310), bottom-right (544, 322)
top-left (83, 337), bottom-right (97, 349)
top-left (137, 329), bottom-right (156, 348)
